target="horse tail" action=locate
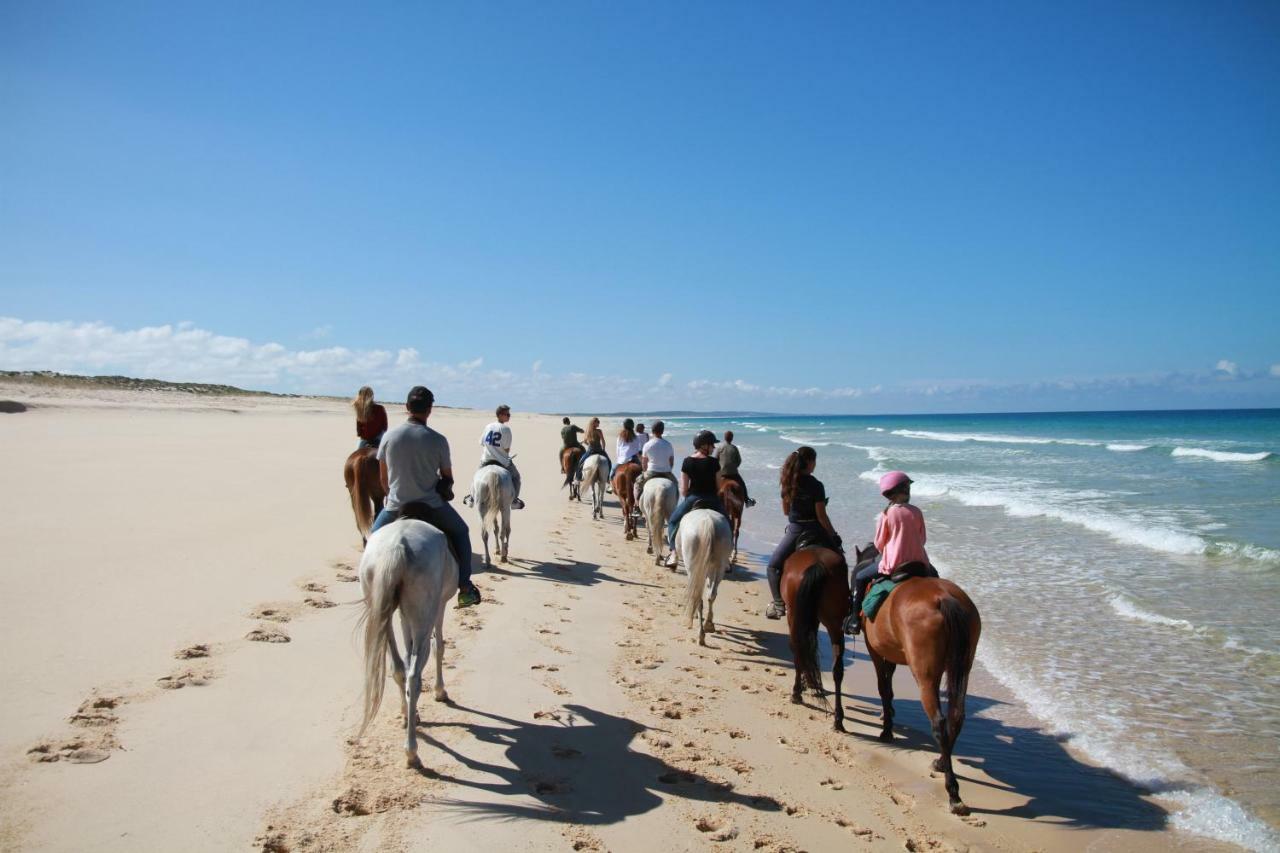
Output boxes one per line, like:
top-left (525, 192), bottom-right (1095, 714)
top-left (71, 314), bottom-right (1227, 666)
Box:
top-left (357, 532), bottom-right (408, 736)
top-left (940, 595), bottom-right (975, 719)
top-left (476, 468), bottom-right (502, 527)
top-left (793, 560), bottom-right (829, 696)
top-left (681, 513), bottom-right (719, 626)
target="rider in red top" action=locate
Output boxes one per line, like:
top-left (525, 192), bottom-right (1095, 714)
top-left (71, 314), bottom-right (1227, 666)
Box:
top-left (353, 386), bottom-right (389, 449)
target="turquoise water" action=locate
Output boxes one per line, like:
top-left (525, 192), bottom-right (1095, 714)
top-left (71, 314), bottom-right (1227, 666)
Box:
top-left (658, 410), bottom-right (1279, 850)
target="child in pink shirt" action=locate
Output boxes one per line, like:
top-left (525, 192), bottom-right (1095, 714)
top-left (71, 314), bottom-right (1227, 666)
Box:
top-left (847, 470), bottom-right (933, 634)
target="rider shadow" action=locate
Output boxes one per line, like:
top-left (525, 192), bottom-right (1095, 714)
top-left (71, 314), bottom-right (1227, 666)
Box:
top-left (843, 690), bottom-right (1169, 832)
top-left (417, 703), bottom-right (783, 825)
top-left (497, 556), bottom-right (660, 591)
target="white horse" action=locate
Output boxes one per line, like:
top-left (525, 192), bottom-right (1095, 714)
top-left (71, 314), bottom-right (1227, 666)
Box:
top-left (357, 517), bottom-right (459, 768)
top-left (580, 454), bottom-right (610, 520)
top-left (677, 509), bottom-right (734, 646)
top-left (640, 477), bottom-right (678, 564)
top-left (471, 465), bottom-right (513, 566)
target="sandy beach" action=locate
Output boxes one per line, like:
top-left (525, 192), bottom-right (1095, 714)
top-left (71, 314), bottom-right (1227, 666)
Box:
top-left (0, 380), bottom-right (1233, 852)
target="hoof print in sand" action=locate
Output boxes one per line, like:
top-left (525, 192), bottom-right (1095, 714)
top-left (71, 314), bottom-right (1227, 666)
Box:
top-left (695, 816), bottom-right (739, 842)
top-left (28, 739), bottom-right (113, 765)
top-left (246, 626), bottom-right (291, 643)
top-left (249, 606), bottom-right (291, 623)
top-left (530, 777), bottom-right (572, 795)
top-left (301, 581), bottom-right (327, 593)
top-left (68, 695), bottom-right (121, 727)
top-left (174, 643), bottom-right (211, 659)
top-left (332, 788), bottom-right (371, 816)
top-left (157, 669), bottom-right (211, 689)
top-left (304, 597), bottom-right (337, 609)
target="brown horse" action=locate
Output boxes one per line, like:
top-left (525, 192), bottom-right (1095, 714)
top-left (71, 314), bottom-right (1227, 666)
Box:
top-left (344, 447), bottom-right (385, 545)
top-left (561, 446), bottom-right (585, 501)
top-left (780, 544), bottom-right (850, 731)
top-left (717, 476), bottom-right (744, 565)
top-left (612, 462), bottom-right (641, 540)
top-left (855, 546), bottom-right (982, 815)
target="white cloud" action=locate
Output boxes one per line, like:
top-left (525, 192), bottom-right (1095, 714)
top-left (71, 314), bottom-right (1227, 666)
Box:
top-left (2, 316), bottom-right (1278, 413)
top-left (300, 324), bottom-right (332, 341)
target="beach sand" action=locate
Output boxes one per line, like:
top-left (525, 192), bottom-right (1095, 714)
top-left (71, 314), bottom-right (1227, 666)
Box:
top-left (0, 381), bottom-right (1227, 852)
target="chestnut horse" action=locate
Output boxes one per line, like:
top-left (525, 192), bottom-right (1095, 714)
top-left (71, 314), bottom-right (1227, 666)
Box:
top-left (854, 546), bottom-right (982, 815)
top-left (717, 476), bottom-right (744, 565)
top-left (344, 447), bottom-right (385, 545)
top-left (780, 544), bottom-right (850, 731)
top-left (612, 462), bottom-right (642, 540)
top-left (561, 446), bottom-right (585, 501)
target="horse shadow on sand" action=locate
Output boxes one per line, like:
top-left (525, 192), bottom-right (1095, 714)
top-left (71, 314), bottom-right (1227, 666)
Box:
top-left (700, 614), bottom-right (1169, 834)
top-left (477, 555), bottom-right (660, 592)
top-left (414, 703), bottom-right (782, 825)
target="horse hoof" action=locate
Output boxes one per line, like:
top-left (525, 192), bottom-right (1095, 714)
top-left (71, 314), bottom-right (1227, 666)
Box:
top-left (406, 752), bottom-right (422, 769)
top-left (646, 547), bottom-right (653, 554)
top-left (950, 802), bottom-right (970, 817)
top-left (932, 758), bottom-right (944, 772)
top-left (434, 690), bottom-right (449, 703)
top-left (833, 720), bottom-right (845, 733)
top-left (790, 693), bottom-right (802, 705)
top-left (879, 730), bottom-right (894, 743)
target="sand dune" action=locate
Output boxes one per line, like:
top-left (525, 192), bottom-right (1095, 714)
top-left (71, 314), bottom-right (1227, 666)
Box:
top-left (0, 382), bottom-right (1207, 852)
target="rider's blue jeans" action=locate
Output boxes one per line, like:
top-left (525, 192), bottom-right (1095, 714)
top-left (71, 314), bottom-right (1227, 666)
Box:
top-left (667, 493), bottom-right (726, 549)
top-left (370, 501), bottom-right (474, 590)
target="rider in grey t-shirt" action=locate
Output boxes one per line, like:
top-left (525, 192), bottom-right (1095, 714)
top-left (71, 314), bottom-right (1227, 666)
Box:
top-left (377, 418), bottom-right (452, 511)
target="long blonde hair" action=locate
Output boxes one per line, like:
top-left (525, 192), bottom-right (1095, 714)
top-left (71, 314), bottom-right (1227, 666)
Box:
top-left (352, 386), bottom-right (375, 421)
top-left (585, 417), bottom-right (603, 448)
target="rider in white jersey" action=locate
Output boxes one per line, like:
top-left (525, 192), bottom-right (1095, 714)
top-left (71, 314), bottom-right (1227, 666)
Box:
top-left (467, 404), bottom-right (525, 509)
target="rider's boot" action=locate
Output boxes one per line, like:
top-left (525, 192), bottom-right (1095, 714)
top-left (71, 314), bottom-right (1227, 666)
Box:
top-left (512, 497), bottom-right (525, 509)
top-left (843, 596), bottom-right (862, 635)
top-left (664, 551), bottom-right (678, 569)
top-left (746, 497), bottom-right (757, 508)
top-left (765, 599), bottom-right (786, 619)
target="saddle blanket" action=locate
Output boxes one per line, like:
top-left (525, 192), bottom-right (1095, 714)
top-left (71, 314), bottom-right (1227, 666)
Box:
top-left (862, 578), bottom-right (898, 622)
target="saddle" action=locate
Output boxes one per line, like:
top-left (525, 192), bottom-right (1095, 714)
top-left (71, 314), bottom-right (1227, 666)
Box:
top-left (480, 459), bottom-right (505, 469)
top-left (690, 497), bottom-right (718, 511)
top-left (795, 528), bottom-right (838, 552)
top-left (863, 561), bottom-right (939, 622)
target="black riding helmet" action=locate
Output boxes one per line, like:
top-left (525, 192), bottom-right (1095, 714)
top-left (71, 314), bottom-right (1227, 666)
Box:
top-left (693, 430), bottom-right (718, 450)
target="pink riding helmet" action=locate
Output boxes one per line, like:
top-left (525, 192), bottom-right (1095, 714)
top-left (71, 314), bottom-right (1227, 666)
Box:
top-left (878, 470), bottom-right (913, 496)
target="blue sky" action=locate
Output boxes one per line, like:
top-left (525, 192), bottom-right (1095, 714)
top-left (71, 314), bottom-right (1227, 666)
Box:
top-left (2, 2), bottom-right (1278, 412)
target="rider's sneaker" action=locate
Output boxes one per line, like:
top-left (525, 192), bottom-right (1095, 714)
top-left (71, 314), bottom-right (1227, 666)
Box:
top-left (765, 599), bottom-right (786, 620)
top-left (745, 498), bottom-right (757, 508)
top-left (664, 552), bottom-right (678, 569)
top-left (456, 586), bottom-right (482, 608)
top-left (512, 498), bottom-right (525, 510)
top-left (606, 484), bottom-right (613, 494)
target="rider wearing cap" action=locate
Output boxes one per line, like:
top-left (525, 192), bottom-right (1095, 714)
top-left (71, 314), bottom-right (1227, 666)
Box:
top-left (371, 386), bottom-right (482, 608)
top-left (664, 430), bottom-right (727, 568)
top-left (847, 470), bottom-right (930, 634)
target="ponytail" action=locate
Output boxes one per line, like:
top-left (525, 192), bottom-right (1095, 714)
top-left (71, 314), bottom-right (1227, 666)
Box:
top-left (779, 446), bottom-right (817, 513)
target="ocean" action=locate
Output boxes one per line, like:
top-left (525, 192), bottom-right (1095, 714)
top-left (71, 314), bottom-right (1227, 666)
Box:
top-left (655, 409), bottom-right (1279, 851)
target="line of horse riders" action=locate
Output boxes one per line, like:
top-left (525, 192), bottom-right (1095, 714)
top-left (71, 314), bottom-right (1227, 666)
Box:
top-left (348, 386), bottom-right (983, 814)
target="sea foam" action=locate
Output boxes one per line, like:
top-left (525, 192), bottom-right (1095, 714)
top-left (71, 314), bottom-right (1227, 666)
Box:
top-left (1107, 443), bottom-right (1151, 452)
top-left (892, 429), bottom-right (1103, 447)
top-left (1171, 447), bottom-right (1273, 463)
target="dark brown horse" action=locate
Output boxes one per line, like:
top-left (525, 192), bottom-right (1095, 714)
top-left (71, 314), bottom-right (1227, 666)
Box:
top-left (855, 546), bottom-right (982, 815)
top-left (344, 447), bottom-right (385, 545)
top-left (612, 462), bottom-right (641, 540)
top-left (561, 446), bottom-right (585, 501)
top-left (717, 476), bottom-right (744, 565)
top-left (780, 545), bottom-right (850, 731)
